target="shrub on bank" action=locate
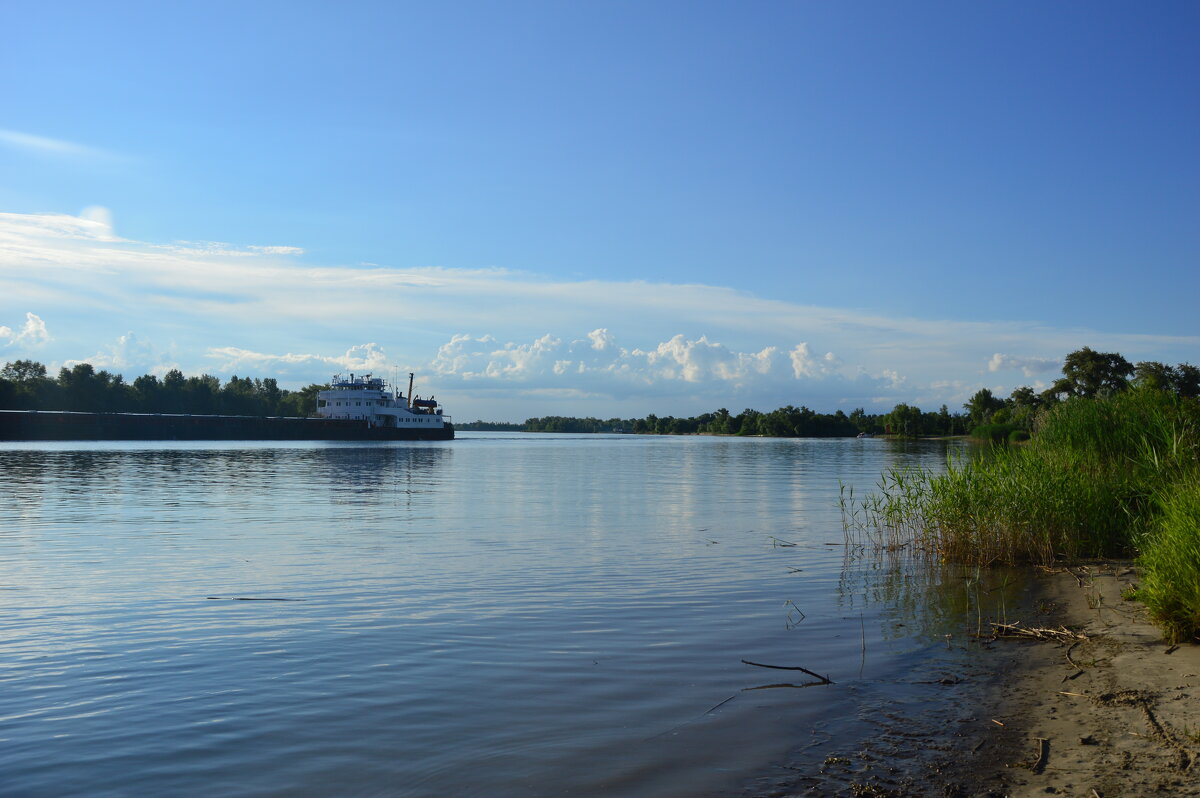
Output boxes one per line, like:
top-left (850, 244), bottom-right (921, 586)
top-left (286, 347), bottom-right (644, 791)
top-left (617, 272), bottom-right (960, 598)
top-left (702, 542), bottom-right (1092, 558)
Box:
top-left (847, 388), bottom-right (1200, 640)
top-left (1139, 478), bottom-right (1200, 643)
top-left (969, 423), bottom-right (1019, 443)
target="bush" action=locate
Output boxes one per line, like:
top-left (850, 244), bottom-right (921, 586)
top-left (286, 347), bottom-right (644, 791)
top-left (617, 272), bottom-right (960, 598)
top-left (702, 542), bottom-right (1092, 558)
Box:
top-left (845, 388), bottom-right (1200, 639)
top-left (969, 423), bottom-right (1019, 443)
top-left (1138, 476), bottom-right (1200, 643)
top-left (1008, 429), bottom-right (1031, 443)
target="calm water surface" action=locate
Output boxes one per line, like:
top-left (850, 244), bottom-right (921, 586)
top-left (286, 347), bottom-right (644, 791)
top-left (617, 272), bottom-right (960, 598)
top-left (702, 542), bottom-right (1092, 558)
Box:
top-left (1, 433), bottom-right (984, 797)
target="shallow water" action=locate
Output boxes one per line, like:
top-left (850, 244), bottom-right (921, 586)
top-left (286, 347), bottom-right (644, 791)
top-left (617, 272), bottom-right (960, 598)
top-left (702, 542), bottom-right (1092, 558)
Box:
top-left (0, 433), bottom-right (998, 797)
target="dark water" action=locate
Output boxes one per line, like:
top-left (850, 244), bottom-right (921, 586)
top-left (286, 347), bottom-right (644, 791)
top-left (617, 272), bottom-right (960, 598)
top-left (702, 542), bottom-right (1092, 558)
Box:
top-left (0, 433), bottom-right (996, 797)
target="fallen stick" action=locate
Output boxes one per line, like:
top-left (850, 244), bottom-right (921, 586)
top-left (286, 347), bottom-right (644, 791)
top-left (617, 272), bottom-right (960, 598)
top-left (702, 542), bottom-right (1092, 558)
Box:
top-left (1032, 737), bottom-right (1049, 774)
top-left (985, 622), bottom-right (1088, 642)
top-left (741, 659), bottom-right (833, 684)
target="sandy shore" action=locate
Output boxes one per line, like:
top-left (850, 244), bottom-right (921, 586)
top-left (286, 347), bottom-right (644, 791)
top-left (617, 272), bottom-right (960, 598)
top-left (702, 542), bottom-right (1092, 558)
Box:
top-left (746, 563), bottom-right (1200, 797)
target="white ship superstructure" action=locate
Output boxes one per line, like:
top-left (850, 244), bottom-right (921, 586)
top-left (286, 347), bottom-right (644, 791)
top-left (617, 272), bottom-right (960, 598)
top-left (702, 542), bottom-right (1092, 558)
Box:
top-left (316, 373), bottom-right (451, 432)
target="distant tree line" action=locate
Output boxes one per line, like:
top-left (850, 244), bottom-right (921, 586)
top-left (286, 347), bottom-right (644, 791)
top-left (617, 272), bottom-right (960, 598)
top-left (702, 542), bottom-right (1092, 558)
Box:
top-left (0, 360), bottom-right (326, 417)
top-left (496, 349), bottom-right (1200, 440)
top-left (7, 347), bottom-right (1194, 437)
top-left (516, 405), bottom-right (967, 437)
top-left (456, 421), bottom-right (525, 431)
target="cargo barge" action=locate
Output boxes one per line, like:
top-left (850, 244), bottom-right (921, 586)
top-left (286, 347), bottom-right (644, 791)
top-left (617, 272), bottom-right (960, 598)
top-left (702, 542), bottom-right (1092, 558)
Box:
top-left (0, 373), bottom-right (454, 442)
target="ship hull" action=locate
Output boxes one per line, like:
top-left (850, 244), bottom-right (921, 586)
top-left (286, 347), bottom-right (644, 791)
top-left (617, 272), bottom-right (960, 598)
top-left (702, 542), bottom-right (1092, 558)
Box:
top-left (0, 411), bottom-right (454, 442)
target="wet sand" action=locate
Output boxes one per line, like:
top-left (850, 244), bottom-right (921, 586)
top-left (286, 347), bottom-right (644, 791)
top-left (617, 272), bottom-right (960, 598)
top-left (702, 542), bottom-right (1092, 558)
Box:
top-left (743, 563), bottom-right (1200, 797)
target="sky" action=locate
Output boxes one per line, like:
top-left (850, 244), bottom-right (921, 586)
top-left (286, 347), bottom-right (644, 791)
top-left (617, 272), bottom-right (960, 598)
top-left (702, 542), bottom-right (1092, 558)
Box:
top-left (1, 1), bottom-right (1196, 421)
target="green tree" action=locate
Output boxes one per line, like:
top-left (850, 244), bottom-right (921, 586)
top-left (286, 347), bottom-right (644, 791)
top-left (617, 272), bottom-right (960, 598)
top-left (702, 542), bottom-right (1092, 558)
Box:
top-left (278, 383), bottom-right (326, 417)
top-left (964, 388), bottom-right (1004, 427)
top-left (1, 360), bottom-right (47, 382)
top-left (885, 403), bottom-right (922, 437)
top-left (1007, 386), bottom-right (1042, 430)
top-left (1050, 347), bottom-right (1133, 399)
top-left (132, 374), bottom-right (161, 411)
top-left (1134, 361), bottom-right (1200, 399)
top-left (57, 363), bottom-right (126, 412)
top-left (1, 360), bottom-right (55, 408)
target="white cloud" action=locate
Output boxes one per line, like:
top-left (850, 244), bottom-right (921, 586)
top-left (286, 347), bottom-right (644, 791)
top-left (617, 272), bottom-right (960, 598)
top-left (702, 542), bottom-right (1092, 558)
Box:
top-left (2, 210), bottom-right (1198, 419)
top-left (247, 245), bottom-right (305, 255)
top-left (789, 343), bottom-right (839, 378)
top-left (881, 370), bottom-right (906, 390)
top-left (79, 206), bottom-right (116, 238)
top-left (206, 343), bottom-right (394, 376)
top-left (0, 312), bottom-right (51, 348)
top-left (0, 129), bottom-right (112, 159)
top-left (587, 328), bottom-right (615, 350)
top-left (64, 331), bottom-right (183, 376)
top-left (987, 352), bottom-right (1061, 377)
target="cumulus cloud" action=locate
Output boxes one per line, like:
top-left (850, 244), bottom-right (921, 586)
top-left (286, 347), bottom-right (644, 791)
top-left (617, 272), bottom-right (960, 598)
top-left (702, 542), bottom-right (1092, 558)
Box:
top-left (2, 210), bottom-right (1197, 418)
top-left (431, 330), bottom-right (776, 386)
top-left (587, 328), bottom-right (615, 350)
top-left (789, 343), bottom-right (839, 378)
top-left (206, 343), bottom-right (394, 376)
top-left (987, 353), bottom-right (1061, 377)
top-left (64, 331), bottom-right (185, 376)
top-left (0, 312), bottom-right (51, 348)
top-left (631, 335), bottom-right (777, 383)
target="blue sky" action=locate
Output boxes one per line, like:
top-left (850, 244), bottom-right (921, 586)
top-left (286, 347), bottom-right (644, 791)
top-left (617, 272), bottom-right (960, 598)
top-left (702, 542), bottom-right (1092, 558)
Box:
top-left (1, 1), bottom-right (1196, 421)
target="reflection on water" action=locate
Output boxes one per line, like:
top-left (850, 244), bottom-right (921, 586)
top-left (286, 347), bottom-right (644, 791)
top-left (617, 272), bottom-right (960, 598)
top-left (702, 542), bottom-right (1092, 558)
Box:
top-left (0, 435), bottom-right (1000, 797)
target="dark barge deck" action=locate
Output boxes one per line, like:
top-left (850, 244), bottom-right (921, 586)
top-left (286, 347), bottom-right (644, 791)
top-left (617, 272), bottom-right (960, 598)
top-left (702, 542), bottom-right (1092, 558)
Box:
top-left (0, 410), bottom-right (455, 441)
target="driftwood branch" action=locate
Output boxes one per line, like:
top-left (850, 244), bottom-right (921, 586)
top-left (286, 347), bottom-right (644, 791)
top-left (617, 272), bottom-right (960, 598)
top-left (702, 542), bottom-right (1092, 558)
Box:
top-left (983, 621), bottom-right (1088, 643)
top-left (741, 659), bottom-right (833, 684)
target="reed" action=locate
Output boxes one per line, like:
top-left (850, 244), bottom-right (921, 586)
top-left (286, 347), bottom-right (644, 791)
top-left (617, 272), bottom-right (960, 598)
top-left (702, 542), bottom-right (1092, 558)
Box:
top-left (1138, 476), bottom-right (1200, 643)
top-left (843, 388), bottom-right (1200, 640)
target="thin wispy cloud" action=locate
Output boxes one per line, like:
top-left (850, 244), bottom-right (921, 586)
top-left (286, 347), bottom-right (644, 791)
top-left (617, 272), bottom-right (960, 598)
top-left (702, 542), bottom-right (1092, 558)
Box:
top-left (0, 129), bottom-right (119, 161)
top-left (1, 211), bottom-right (1195, 419)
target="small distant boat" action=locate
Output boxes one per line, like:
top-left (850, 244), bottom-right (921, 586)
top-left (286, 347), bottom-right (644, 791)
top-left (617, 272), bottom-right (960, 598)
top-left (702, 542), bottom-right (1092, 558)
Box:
top-left (856, 432), bottom-right (875, 439)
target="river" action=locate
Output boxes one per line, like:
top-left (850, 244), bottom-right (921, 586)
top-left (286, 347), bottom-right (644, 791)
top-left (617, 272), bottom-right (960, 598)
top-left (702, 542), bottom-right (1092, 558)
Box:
top-left (0, 433), bottom-right (1003, 797)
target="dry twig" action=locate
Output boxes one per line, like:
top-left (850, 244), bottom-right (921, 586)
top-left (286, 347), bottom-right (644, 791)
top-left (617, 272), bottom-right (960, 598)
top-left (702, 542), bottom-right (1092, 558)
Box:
top-left (983, 621), bottom-right (1088, 643)
top-left (1031, 737), bottom-right (1049, 774)
top-left (741, 659), bottom-right (833, 684)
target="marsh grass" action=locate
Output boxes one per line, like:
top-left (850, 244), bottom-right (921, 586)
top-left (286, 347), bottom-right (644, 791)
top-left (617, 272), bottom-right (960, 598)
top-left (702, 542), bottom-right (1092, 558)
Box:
top-left (1138, 479), bottom-right (1200, 643)
top-left (843, 389), bottom-right (1200, 641)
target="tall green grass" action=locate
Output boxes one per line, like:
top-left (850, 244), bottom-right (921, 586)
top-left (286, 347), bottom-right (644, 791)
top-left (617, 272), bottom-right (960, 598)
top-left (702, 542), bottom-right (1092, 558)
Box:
top-left (844, 388), bottom-right (1200, 641)
top-left (1139, 479), bottom-right (1200, 643)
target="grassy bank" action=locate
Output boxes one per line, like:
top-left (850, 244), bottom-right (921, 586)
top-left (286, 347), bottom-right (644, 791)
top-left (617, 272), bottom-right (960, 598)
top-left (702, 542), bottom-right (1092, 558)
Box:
top-left (845, 388), bottom-right (1200, 642)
